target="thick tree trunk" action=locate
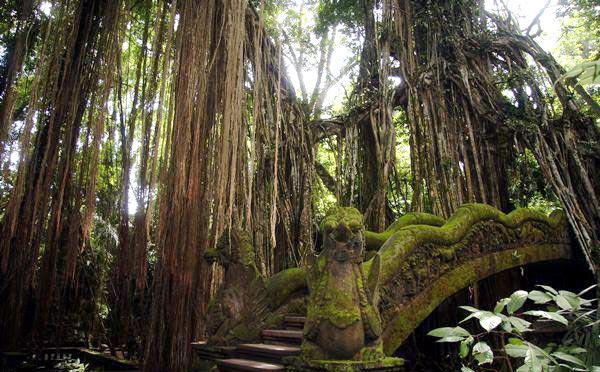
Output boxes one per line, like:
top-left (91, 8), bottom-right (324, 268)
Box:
top-left (394, 0), bottom-right (512, 218)
top-left (0, 0), bottom-right (120, 348)
top-left (143, 0), bottom-right (248, 370)
top-left (355, 0), bottom-right (396, 231)
top-left (0, 0), bottom-right (35, 156)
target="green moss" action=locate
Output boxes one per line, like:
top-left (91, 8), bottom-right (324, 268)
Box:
top-left (237, 231), bottom-right (257, 268)
top-left (436, 247), bottom-right (455, 262)
top-left (266, 267), bottom-right (307, 308)
top-left (305, 259), bottom-right (362, 329)
top-left (321, 207), bottom-right (364, 235)
top-left (382, 243), bottom-right (572, 355)
top-left (213, 228), bottom-right (259, 271)
top-left (363, 203), bottom-right (569, 283)
top-left (364, 212), bottom-right (446, 251)
top-left (356, 343), bottom-right (385, 361)
top-left (319, 286), bottom-right (361, 327)
top-left (295, 357), bottom-right (404, 371)
top-left (229, 322), bottom-right (261, 342)
top-left (301, 341), bottom-right (326, 361)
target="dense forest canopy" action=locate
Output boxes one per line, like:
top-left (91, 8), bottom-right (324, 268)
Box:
top-left (0, 0), bottom-right (598, 371)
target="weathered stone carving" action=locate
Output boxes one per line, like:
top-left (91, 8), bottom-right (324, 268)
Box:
top-left (204, 228), bottom-right (266, 345)
top-left (203, 228), bottom-right (308, 346)
top-left (202, 204), bottom-right (573, 358)
top-left (302, 207), bottom-right (385, 361)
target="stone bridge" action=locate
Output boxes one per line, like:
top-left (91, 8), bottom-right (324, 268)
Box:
top-left (199, 203), bottom-right (576, 371)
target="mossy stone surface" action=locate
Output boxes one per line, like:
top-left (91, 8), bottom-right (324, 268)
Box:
top-left (202, 203), bottom-right (574, 361)
top-left (303, 207), bottom-right (384, 362)
top-left (364, 212), bottom-right (445, 251)
top-left (266, 267), bottom-right (308, 308)
top-left (285, 356), bottom-right (404, 372)
top-left (381, 243), bottom-right (572, 354)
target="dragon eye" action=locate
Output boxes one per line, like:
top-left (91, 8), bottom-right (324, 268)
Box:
top-left (349, 238), bottom-right (361, 250)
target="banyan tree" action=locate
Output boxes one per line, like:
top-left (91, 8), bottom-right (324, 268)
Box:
top-left (0, 0), bottom-right (598, 372)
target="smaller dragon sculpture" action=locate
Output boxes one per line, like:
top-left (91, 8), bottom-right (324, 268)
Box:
top-left (302, 207), bottom-right (385, 361)
top-left (203, 228), bottom-right (265, 345)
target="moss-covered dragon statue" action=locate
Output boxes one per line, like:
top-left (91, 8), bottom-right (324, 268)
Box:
top-left (203, 204), bottom-right (575, 358)
top-left (302, 207), bottom-right (384, 361)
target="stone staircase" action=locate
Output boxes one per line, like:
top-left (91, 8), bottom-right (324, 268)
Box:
top-left (216, 316), bottom-right (305, 372)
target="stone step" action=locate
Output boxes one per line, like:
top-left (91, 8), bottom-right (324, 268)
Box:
top-left (236, 343), bottom-right (301, 362)
top-left (283, 316), bottom-right (306, 330)
top-left (217, 358), bottom-right (285, 372)
top-left (261, 329), bottom-right (303, 345)
top-left (284, 316), bottom-right (306, 324)
top-left (191, 341), bottom-right (236, 360)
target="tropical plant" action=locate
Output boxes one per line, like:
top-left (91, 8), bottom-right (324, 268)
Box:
top-left (560, 60), bottom-right (600, 85)
top-left (53, 358), bottom-right (88, 372)
top-left (428, 285), bottom-right (599, 372)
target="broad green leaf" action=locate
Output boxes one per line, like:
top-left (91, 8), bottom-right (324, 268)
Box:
top-left (461, 367), bottom-right (475, 372)
top-left (573, 309), bottom-right (595, 324)
top-left (562, 60), bottom-right (600, 86)
top-left (554, 294), bottom-right (573, 311)
top-left (459, 306), bottom-right (486, 324)
top-left (509, 316), bottom-right (532, 333)
top-left (508, 290), bottom-right (529, 314)
top-left (495, 298), bottom-right (510, 313)
top-left (502, 318), bottom-right (513, 333)
top-left (428, 326), bottom-right (470, 338)
top-left (528, 290), bottom-right (553, 304)
top-left (579, 299), bottom-right (596, 308)
top-left (577, 65), bottom-right (600, 85)
top-left (505, 343), bottom-right (529, 358)
top-left (436, 336), bottom-right (465, 343)
top-left (552, 352), bottom-right (586, 367)
top-left (516, 363), bottom-right (542, 372)
top-left (537, 285), bottom-right (558, 295)
top-left (524, 310), bottom-right (568, 326)
top-left (460, 311), bottom-right (485, 324)
top-left (508, 337), bottom-right (525, 345)
top-left (427, 327), bottom-right (456, 338)
top-left (473, 341), bottom-right (494, 365)
top-left (557, 346), bottom-right (587, 355)
top-left (520, 344), bottom-right (548, 372)
top-left (557, 365), bottom-right (588, 372)
top-left (515, 366), bottom-right (533, 372)
top-left (459, 340), bottom-right (470, 358)
top-left (559, 290), bottom-right (581, 309)
top-left (459, 305), bottom-right (481, 313)
top-left (479, 312), bottom-right (502, 331)
top-left (526, 341), bottom-right (556, 363)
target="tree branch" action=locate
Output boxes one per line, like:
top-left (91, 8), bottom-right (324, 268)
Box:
top-left (315, 161), bottom-right (337, 195)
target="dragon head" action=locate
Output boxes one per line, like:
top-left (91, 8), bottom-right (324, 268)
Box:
top-left (320, 207), bottom-right (365, 264)
top-left (204, 228), bottom-right (255, 268)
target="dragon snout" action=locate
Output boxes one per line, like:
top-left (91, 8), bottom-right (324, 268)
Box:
top-left (333, 223), bottom-right (352, 242)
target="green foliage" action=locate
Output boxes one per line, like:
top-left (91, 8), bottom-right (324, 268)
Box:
top-left (553, 2), bottom-right (600, 116)
top-left (428, 285), bottom-right (599, 372)
top-left (53, 358), bottom-right (88, 372)
top-left (508, 149), bottom-right (559, 213)
top-left (561, 60), bottom-right (600, 86)
top-left (315, 0), bottom-right (363, 33)
top-left (314, 140), bottom-right (340, 220)
top-left (388, 110), bottom-right (413, 216)
top-left (557, 0), bottom-right (600, 42)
